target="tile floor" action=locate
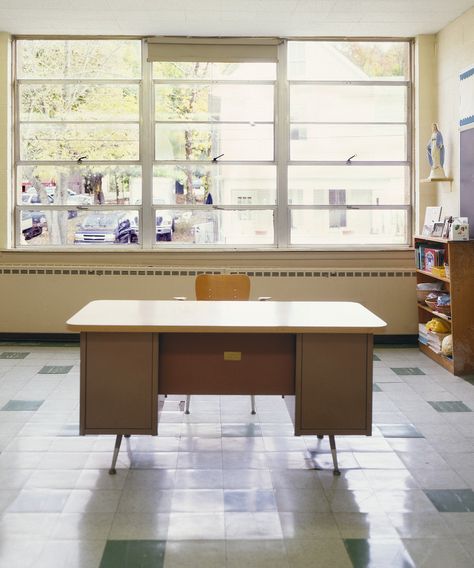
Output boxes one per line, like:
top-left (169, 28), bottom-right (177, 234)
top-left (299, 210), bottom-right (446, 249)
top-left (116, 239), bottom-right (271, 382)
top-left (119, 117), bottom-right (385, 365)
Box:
top-left (1, 343), bottom-right (474, 567)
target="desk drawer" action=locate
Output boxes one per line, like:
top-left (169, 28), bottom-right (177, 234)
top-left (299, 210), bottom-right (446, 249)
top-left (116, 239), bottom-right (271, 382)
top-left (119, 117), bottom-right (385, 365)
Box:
top-left (159, 333), bottom-right (295, 395)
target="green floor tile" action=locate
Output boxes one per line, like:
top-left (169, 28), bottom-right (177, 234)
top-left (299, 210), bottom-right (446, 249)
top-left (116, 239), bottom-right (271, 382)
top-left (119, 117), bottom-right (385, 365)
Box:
top-left (1, 399), bottom-right (44, 411)
top-left (373, 383), bottom-right (382, 392)
top-left (344, 538), bottom-right (415, 568)
top-left (390, 367), bottom-right (425, 376)
top-left (424, 489), bottom-right (474, 512)
top-left (378, 424), bottom-right (424, 438)
top-left (0, 351), bottom-right (29, 359)
top-left (38, 365), bottom-right (73, 374)
top-left (99, 540), bottom-right (166, 568)
top-left (373, 354), bottom-right (381, 361)
top-left (427, 401), bottom-right (472, 412)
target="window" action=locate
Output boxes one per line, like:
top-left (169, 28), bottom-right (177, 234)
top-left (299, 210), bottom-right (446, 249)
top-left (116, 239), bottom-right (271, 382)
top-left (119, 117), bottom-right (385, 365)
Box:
top-left (288, 41), bottom-right (411, 246)
top-left (152, 57), bottom-right (277, 247)
top-left (15, 39), bottom-right (142, 247)
top-left (13, 38), bottom-right (411, 249)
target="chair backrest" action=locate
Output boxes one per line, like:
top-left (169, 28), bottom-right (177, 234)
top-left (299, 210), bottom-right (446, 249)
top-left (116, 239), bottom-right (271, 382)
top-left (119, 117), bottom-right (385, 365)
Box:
top-left (195, 274), bottom-right (250, 301)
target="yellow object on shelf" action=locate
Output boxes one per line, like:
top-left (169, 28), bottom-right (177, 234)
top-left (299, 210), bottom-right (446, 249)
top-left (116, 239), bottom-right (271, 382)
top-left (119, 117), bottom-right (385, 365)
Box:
top-left (425, 317), bottom-right (451, 334)
top-left (431, 266), bottom-right (446, 278)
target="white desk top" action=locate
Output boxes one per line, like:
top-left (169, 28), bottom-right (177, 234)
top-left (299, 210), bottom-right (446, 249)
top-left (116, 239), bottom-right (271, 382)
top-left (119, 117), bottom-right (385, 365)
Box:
top-left (67, 300), bottom-right (386, 334)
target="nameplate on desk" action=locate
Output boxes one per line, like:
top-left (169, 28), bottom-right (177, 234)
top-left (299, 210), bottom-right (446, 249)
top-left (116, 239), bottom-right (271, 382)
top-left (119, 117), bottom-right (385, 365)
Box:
top-left (224, 351), bottom-right (241, 361)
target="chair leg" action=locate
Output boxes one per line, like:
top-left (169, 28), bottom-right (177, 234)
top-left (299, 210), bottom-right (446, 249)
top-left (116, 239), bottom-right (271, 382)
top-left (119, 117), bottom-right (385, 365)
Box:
top-left (185, 395), bottom-right (191, 414)
top-left (250, 395), bottom-right (256, 415)
top-left (109, 434), bottom-right (123, 475)
top-left (328, 434), bottom-right (341, 476)
top-left (317, 434), bottom-right (324, 439)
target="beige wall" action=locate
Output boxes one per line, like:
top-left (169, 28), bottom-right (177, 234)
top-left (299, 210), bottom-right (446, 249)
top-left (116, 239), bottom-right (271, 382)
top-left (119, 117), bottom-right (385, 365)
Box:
top-left (0, 32), bottom-right (10, 250)
top-left (0, 33), bottom-right (427, 336)
top-left (0, 259), bottom-right (417, 335)
top-left (435, 6), bottom-right (474, 215)
top-left (415, 35), bottom-right (439, 233)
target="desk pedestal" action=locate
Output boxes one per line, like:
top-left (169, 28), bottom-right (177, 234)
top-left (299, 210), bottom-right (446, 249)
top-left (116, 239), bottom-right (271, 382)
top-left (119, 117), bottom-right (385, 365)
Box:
top-left (80, 331), bottom-right (373, 472)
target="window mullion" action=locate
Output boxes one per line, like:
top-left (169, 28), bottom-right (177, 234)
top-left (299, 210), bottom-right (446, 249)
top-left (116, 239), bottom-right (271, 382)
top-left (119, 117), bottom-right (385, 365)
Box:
top-left (141, 39), bottom-right (154, 249)
top-left (276, 40), bottom-right (289, 248)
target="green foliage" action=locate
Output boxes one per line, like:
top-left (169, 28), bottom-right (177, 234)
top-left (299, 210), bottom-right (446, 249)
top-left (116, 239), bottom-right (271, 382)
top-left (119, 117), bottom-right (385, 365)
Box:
top-left (336, 42), bottom-right (406, 78)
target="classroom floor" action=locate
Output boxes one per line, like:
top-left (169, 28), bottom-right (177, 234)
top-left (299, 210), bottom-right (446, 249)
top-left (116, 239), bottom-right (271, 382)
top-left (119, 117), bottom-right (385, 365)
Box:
top-left (1, 343), bottom-right (474, 567)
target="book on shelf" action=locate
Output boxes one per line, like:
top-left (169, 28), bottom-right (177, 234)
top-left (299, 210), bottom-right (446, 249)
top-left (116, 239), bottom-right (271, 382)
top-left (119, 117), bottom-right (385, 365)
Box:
top-left (415, 244), bottom-right (445, 271)
top-left (418, 323), bottom-right (449, 353)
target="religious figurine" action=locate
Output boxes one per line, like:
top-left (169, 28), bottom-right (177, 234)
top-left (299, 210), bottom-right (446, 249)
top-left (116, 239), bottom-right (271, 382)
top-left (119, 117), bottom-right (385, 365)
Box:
top-left (427, 123), bottom-right (446, 179)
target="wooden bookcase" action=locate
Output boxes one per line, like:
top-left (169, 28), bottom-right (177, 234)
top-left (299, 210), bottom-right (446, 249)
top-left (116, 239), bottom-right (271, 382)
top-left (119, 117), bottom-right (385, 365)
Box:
top-left (414, 236), bottom-right (474, 375)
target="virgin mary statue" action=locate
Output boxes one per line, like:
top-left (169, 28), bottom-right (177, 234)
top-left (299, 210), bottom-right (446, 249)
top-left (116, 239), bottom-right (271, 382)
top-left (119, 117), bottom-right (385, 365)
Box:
top-left (427, 123), bottom-right (446, 179)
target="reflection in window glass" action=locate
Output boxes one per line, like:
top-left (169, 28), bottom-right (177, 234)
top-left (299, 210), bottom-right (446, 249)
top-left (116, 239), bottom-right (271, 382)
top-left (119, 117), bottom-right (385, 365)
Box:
top-left (155, 84), bottom-right (273, 122)
top-left (20, 124), bottom-right (139, 161)
top-left (153, 61), bottom-right (276, 81)
top-left (290, 85), bottom-right (407, 123)
top-left (19, 209), bottom-right (140, 247)
top-left (155, 123), bottom-right (273, 162)
top-left (20, 84), bottom-right (139, 122)
top-left (288, 41), bottom-right (409, 81)
top-left (153, 164), bottom-right (276, 206)
top-left (154, 209), bottom-right (274, 246)
top-left (290, 124), bottom-right (407, 162)
top-left (18, 165), bottom-right (142, 206)
top-left (13, 38), bottom-right (412, 249)
top-left (291, 209), bottom-right (407, 245)
top-left (17, 39), bottom-right (141, 79)
top-left (288, 165), bottom-right (410, 206)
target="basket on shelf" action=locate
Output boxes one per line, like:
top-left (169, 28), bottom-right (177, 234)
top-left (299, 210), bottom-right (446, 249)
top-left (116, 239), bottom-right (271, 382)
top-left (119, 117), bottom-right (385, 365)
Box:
top-left (417, 289), bottom-right (443, 302)
top-left (416, 282), bottom-right (444, 302)
top-left (425, 298), bottom-right (451, 315)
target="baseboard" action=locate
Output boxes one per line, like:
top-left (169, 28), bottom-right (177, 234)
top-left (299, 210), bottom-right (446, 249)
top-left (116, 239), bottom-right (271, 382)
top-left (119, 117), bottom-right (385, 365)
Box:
top-left (0, 333), bottom-right (418, 346)
top-left (374, 334), bottom-right (417, 345)
top-left (0, 333), bottom-right (80, 343)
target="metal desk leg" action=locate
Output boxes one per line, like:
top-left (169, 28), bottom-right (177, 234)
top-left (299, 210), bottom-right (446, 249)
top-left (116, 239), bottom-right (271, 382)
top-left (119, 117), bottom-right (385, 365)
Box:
top-left (328, 434), bottom-right (341, 476)
top-left (109, 434), bottom-right (123, 475)
top-left (250, 395), bottom-right (256, 415)
top-left (185, 395), bottom-right (191, 415)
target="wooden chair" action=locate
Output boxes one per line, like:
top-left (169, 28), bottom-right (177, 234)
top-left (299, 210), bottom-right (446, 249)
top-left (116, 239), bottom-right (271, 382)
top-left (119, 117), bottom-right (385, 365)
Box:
top-left (183, 273), bottom-right (265, 415)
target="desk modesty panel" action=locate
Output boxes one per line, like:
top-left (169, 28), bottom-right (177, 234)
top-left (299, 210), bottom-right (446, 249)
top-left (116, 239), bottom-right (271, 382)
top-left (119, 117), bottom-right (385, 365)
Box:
top-left (67, 300), bottom-right (386, 439)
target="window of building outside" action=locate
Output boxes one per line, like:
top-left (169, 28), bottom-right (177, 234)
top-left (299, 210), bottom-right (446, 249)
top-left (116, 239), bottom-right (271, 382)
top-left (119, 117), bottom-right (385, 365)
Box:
top-left (14, 38), bottom-right (411, 249)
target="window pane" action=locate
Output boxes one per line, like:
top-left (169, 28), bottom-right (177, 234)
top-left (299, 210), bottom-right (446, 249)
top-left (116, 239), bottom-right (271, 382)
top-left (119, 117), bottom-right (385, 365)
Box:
top-left (20, 124), bottom-right (139, 161)
top-left (288, 165), bottom-right (410, 205)
top-left (155, 83), bottom-right (273, 122)
top-left (155, 208), bottom-right (274, 245)
top-left (290, 208), bottom-right (407, 245)
top-left (290, 85), bottom-right (407, 123)
top-left (17, 165), bottom-right (142, 205)
top-left (153, 164), bottom-right (276, 205)
top-left (20, 84), bottom-right (139, 122)
top-left (17, 39), bottom-right (141, 79)
top-left (19, 209), bottom-right (140, 247)
top-left (288, 41), bottom-right (409, 80)
top-left (155, 124), bottom-right (273, 161)
top-left (153, 61), bottom-right (276, 81)
top-left (290, 124), bottom-right (406, 161)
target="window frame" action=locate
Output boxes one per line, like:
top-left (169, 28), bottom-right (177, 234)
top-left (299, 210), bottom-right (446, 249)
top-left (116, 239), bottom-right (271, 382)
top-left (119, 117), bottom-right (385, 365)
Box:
top-left (12, 36), bottom-right (413, 251)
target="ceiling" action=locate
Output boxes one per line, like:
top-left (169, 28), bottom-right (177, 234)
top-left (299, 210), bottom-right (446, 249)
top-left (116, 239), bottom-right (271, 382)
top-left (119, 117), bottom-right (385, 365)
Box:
top-left (0, 0), bottom-right (472, 37)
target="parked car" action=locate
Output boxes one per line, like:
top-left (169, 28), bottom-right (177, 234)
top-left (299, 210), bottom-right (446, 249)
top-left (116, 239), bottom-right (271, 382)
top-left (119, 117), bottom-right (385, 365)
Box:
top-left (21, 212), bottom-right (43, 240)
top-left (74, 212), bottom-right (138, 244)
top-left (26, 186), bottom-right (92, 205)
top-left (156, 212), bottom-right (175, 242)
top-left (21, 193), bottom-right (78, 222)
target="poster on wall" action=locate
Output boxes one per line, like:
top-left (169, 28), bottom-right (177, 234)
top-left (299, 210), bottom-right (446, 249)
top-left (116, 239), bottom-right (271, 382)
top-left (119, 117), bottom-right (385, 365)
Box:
top-left (460, 66), bottom-right (474, 238)
top-left (460, 66), bottom-right (474, 130)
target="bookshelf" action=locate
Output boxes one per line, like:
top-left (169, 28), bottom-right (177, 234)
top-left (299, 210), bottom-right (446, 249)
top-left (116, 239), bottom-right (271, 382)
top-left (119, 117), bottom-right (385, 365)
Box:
top-left (414, 236), bottom-right (474, 375)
